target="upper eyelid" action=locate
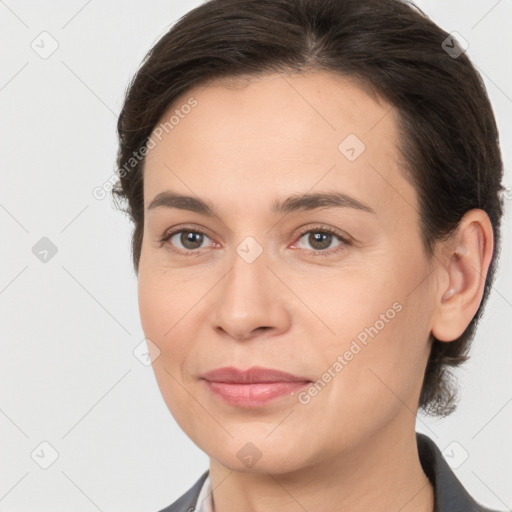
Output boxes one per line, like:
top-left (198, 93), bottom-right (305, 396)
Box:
top-left (295, 225), bottom-right (350, 240)
top-left (163, 223), bottom-right (347, 239)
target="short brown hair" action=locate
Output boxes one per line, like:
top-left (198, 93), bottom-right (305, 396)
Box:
top-left (113, 0), bottom-right (505, 416)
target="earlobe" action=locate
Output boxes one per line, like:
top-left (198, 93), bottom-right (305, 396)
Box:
top-left (430, 210), bottom-right (494, 342)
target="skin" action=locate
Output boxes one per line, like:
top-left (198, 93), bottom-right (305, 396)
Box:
top-left (138, 71), bottom-right (494, 512)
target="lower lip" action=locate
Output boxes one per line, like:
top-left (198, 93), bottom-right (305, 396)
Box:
top-left (203, 380), bottom-right (310, 407)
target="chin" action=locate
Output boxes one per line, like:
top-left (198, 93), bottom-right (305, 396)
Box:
top-left (192, 428), bottom-right (314, 475)
top-left (213, 450), bottom-right (305, 475)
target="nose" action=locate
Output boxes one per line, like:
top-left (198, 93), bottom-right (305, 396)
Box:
top-left (208, 247), bottom-right (291, 341)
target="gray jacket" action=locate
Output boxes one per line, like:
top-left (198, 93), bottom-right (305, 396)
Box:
top-left (158, 433), bottom-right (504, 512)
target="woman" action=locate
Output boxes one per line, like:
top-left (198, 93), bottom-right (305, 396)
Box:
top-left (113, 0), bottom-right (506, 510)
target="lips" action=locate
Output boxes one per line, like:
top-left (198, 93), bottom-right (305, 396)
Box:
top-left (200, 366), bottom-right (312, 407)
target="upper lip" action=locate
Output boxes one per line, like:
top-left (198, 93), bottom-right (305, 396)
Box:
top-left (200, 366), bottom-right (311, 384)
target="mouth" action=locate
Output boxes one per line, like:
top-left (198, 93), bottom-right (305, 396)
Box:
top-left (200, 366), bottom-right (312, 408)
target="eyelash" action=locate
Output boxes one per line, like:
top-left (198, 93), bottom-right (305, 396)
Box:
top-left (160, 224), bottom-right (352, 258)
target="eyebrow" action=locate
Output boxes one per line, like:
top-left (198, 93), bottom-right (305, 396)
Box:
top-left (147, 191), bottom-right (376, 216)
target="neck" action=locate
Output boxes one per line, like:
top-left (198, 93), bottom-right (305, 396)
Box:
top-left (208, 422), bottom-right (434, 512)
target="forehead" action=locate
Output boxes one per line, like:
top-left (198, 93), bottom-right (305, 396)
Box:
top-left (143, 71), bottom-right (418, 222)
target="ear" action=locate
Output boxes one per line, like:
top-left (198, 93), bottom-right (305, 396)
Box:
top-left (431, 209), bottom-right (494, 342)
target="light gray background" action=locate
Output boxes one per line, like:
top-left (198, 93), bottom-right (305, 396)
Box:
top-left (1, 1), bottom-right (511, 511)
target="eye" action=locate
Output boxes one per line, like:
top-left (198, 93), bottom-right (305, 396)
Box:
top-left (291, 226), bottom-right (352, 256)
top-left (160, 224), bottom-right (352, 257)
top-left (161, 227), bottom-right (215, 255)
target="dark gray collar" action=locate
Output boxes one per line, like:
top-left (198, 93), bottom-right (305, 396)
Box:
top-left (159, 433), bottom-right (499, 512)
top-left (416, 432), bottom-right (499, 511)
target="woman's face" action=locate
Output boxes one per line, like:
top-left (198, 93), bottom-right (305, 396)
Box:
top-left (138, 71), bottom-right (439, 473)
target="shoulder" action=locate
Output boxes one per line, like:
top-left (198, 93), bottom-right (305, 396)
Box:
top-left (416, 432), bottom-right (505, 512)
top-left (157, 470), bottom-right (209, 512)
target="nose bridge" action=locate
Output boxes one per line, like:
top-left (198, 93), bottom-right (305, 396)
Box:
top-left (209, 235), bottom-right (289, 339)
top-left (222, 238), bottom-right (271, 315)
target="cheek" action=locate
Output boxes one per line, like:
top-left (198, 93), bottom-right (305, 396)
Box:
top-left (137, 273), bottom-right (198, 428)
top-left (138, 264), bottom-right (192, 339)
top-left (137, 271), bottom-right (192, 375)
top-left (138, 277), bottom-right (167, 346)
top-left (305, 257), bottom-right (432, 412)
